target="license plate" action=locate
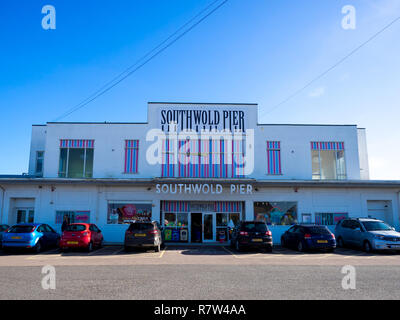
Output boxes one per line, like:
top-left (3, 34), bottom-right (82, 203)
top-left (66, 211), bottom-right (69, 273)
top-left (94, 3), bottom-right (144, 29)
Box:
top-left (134, 233), bottom-right (146, 237)
top-left (252, 238), bottom-right (262, 242)
top-left (11, 236), bottom-right (21, 240)
top-left (317, 240), bottom-right (328, 244)
top-left (67, 241), bottom-right (78, 245)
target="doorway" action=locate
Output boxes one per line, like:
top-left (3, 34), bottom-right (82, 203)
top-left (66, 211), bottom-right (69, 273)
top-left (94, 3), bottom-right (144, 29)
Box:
top-left (191, 213), bottom-right (202, 243)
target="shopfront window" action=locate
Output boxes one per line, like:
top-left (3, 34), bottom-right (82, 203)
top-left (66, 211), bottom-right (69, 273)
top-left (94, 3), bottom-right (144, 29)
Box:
top-left (107, 202), bottom-right (152, 224)
top-left (254, 202), bottom-right (297, 226)
top-left (315, 213), bottom-right (348, 225)
top-left (216, 212), bottom-right (239, 241)
top-left (55, 211), bottom-right (90, 224)
top-left (163, 212), bottom-right (189, 243)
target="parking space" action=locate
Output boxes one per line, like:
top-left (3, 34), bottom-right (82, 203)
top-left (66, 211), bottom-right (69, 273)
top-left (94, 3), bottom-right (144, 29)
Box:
top-left (0, 245), bottom-right (398, 266)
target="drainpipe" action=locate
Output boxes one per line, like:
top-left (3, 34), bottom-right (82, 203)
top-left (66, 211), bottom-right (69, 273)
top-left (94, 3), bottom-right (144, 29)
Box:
top-left (0, 185), bottom-right (5, 224)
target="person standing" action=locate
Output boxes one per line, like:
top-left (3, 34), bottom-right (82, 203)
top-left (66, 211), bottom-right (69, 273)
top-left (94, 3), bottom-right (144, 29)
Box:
top-left (61, 215), bottom-right (69, 233)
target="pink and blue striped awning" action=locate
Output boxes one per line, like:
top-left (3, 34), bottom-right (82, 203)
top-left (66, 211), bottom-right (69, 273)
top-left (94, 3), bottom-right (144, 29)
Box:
top-left (60, 139), bottom-right (94, 148)
top-left (214, 201), bottom-right (242, 213)
top-left (161, 201), bottom-right (190, 212)
top-left (311, 142), bottom-right (344, 151)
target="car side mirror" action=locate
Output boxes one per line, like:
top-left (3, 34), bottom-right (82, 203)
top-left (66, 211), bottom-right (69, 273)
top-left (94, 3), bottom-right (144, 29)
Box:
top-left (355, 228), bottom-right (361, 232)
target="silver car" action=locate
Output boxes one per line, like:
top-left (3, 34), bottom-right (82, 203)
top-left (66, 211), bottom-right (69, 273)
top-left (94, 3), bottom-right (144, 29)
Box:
top-left (335, 218), bottom-right (400, 252)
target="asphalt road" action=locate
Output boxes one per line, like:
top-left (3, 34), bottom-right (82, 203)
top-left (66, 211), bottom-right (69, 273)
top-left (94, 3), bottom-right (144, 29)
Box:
top-left (0, 246), bottom-right (399, 300)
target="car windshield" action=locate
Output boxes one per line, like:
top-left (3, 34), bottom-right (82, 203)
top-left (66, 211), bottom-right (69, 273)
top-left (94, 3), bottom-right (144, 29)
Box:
top-left (241, 223), bottom-right (268, 232)
top-left (306, 226), bottom-right (331, 234)
top-left (129, 223), bottom-right (154, 231)
top-left (362, 221), bottom-right (392, 231)
top-left (66, 224), bottom-right (86, 232)
top-left (8, 226), bottom-right (35, 233)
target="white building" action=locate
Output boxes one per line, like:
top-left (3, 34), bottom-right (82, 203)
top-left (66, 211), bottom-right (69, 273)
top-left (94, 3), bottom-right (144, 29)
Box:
top-left (1, 102), bottom-right (399, 244)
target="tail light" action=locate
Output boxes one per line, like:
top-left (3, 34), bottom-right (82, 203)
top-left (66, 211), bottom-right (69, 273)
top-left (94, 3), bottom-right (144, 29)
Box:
top-left (149, 229), bottom-right (158, 235)
top-left (304, 233), bottom-right (312, 240)
top-left (265, 230), bottom-right (272, 236)
top-left (331, 233), bottom-right (336, 239)
top-left (239, 231), bottom-right (248, 236)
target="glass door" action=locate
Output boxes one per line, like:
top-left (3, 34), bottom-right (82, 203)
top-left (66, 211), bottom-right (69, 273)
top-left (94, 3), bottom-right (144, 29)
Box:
top-left (16, 208), bottom-right (34, 224)
top-left (202, 213), bottom-right (214, 242)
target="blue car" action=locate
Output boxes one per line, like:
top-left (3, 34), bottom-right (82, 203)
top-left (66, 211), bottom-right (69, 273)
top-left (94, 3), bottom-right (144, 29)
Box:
top-left (2, 223), bottom-right (60, 253)
top-left (0, 224), bottom-right (10, 248)
top-left (281, 224), bottom-right (336, 252)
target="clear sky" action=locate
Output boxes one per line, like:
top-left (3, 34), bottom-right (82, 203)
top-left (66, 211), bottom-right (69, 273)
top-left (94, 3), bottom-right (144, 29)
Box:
top-left (0, 0), bottom-right (399, 179)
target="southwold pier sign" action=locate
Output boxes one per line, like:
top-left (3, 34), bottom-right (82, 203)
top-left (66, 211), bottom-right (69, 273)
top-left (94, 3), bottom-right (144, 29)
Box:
top-left (160, 107), bottom-right (247, 132)
top-left (156, 183), bottom-right (253, 195)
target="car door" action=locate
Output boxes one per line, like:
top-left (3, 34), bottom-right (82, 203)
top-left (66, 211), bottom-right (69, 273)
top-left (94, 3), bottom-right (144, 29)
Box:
top-left (89, 225), bottom-right (99, 245)
top-left (36, 225), bottom-right (49, 247)
top-left (286, 226), bottom-right (298, 247)
top-left (350, 221), bottom-right (364, 248)
top-left (46, 225), bottom-right (59, 246)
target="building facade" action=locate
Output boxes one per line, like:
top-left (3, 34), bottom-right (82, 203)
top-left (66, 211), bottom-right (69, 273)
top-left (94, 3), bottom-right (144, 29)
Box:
top-left (0, 102), bottom-right (399, 244)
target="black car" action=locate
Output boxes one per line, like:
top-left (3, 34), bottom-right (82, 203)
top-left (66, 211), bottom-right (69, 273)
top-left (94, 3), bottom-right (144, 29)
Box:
top-left (124, 221), bottom-right (164, 252)
top-left (230, 221), bottom-right (273, 252)
top-left (281, 224), bottom-right (336, 252)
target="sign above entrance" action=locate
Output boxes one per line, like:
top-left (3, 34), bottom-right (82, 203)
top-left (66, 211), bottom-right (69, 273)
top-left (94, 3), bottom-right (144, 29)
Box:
top-left (155, 183), bottom-right (253, 195)
top-left (158, 105), bottom-right (250, 132)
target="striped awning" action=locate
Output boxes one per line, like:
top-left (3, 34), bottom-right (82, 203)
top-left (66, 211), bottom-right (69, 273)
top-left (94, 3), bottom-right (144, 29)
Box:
top-left (311, 142), bottom-right (344, 151)
top-left (161, 201), bottom-right (190, 212)
top-left (60, 139), bottom-right (95, 148)
top-left (214, 201), bottom-right (242, 213)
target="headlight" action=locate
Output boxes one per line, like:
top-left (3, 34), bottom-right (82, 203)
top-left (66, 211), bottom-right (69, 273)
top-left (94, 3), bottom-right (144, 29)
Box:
top-left (373, 234), bottom-right (385, 240)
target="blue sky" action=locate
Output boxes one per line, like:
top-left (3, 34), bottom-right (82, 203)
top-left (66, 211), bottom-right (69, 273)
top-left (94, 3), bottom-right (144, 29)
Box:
top-left (0, 0), bottom-right (399, 179)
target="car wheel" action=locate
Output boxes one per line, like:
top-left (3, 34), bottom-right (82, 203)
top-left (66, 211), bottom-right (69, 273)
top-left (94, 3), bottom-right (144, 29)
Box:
top-left (297, 241), bottom-right (304, 252)
top-left (363, 241), bottom-right (372, 253)
top-left (124, 245), bottom-right (131, 252)
top-left (87, 242), bottom-right (93, 252)
top-left (264, 246), bottom-right (272, 253)
top-left (326, 248), bottom-right (335, 253)
top-left (34, 241), bottom-right (42, 254)
top-left (337, 237), bottom-right (344, 248)
top-left (98, 239), bottom-right (103, 248)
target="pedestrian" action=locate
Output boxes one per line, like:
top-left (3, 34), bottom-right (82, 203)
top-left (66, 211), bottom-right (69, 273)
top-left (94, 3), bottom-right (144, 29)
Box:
top-left (61, 215), bottom-right (69, 233)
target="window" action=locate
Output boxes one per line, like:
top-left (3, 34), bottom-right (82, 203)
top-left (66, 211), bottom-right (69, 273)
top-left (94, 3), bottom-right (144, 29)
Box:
top-left (107, 202), bottom-right (152, 224)
top-left (55, 211), bottom-right (90, 224)
top-left (161, 139), bottom-right (175, 177)
top-left (254, 202), bottom-right (297, 226)
top-left (315, 213), bottom-right (348, 225)
top-left (267, 141), bottom-right (282, 175)
top-left (16, 209), bottom-right (34, 224)
top-left (58, 140), bottom-right (94, 178)
top-left (35, 151), bottom-right (44, 176)
top-left (311, 142), bottom-right (346, 180)
top-left (124, 140), bottom-right (139, 173)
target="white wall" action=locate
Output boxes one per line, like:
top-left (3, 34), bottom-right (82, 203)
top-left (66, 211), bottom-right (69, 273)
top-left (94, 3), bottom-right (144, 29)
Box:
top-left (1, 183), bottom-right (399, 244)
top-left (32, 103), bottom-right (362, 180)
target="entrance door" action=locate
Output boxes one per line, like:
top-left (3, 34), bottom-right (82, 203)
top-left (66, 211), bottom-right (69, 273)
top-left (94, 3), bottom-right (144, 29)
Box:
top-left (191, 213), bottom-right (202, 243)
top-left (203, 213), bottom-right (214, 242)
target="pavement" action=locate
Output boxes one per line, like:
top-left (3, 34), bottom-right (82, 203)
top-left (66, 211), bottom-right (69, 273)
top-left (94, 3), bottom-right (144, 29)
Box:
top-left (0, 245), bottom-right (399, 299)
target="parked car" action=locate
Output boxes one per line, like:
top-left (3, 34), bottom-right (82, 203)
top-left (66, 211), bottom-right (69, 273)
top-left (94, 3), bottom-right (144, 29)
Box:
top-left (230, 221), bottom-right (273, 252)
top-left (2, 223), bottom-right (60, 253)
top-left (281, 224), bottom-right (336, 252)
top-left (0, 224), bottom-right (10, 248)
top-left (335, 218), bottom-right (400, 252)
top-left (60, 223), bottom-right (103, 252)
top-left (124, 221), bottom-right (164, 252)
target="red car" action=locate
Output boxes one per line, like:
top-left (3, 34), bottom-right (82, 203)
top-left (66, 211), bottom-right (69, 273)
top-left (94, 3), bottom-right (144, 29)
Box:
top-left (60, 223), bottom-right (103, 252)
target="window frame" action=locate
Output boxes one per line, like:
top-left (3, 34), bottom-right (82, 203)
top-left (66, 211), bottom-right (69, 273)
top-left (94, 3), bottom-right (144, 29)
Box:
top-left (266, 141), bottom-right (282, 175)
top-left (311, 143), bottom-right (347, 180)
top-left (58, 140), bottom-right (94, 178)
top-left (35, 151), bottom-right (44, 176)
